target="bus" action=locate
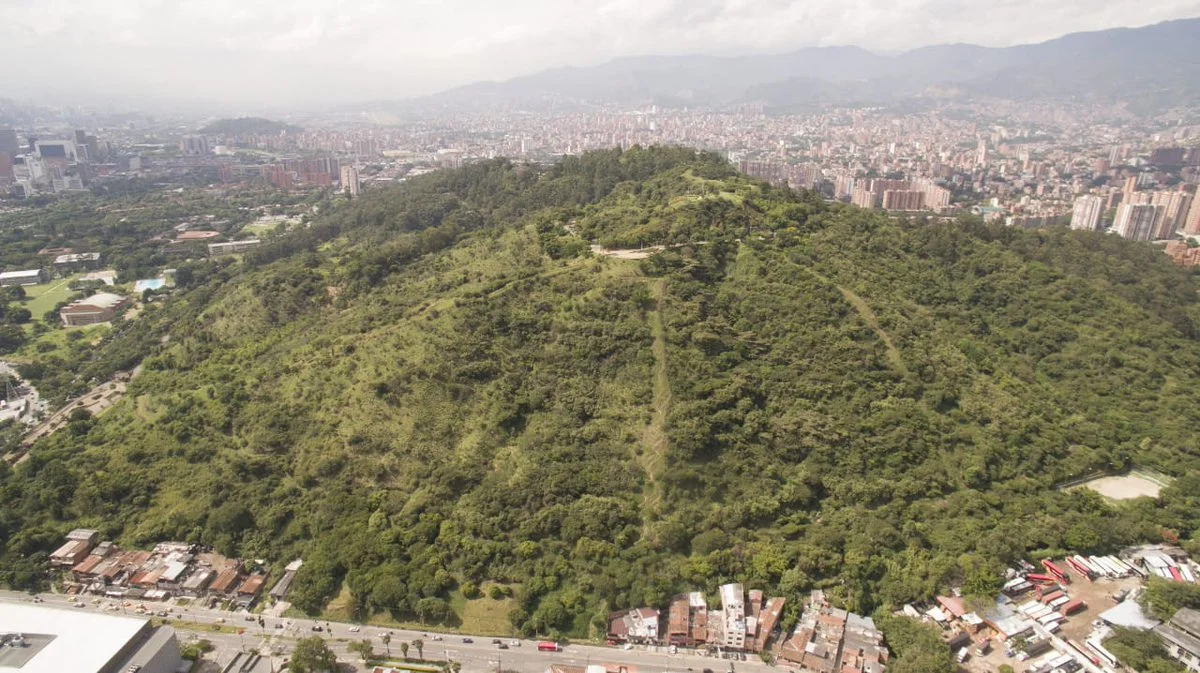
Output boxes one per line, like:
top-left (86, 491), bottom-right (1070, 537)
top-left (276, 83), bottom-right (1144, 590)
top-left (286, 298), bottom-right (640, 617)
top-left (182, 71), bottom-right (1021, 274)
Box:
top-left (538, 642), bottom-right (562, 652)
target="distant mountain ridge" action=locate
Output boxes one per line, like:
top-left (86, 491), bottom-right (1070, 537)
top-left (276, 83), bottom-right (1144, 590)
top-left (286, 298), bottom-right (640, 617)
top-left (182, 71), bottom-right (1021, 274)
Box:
top-left (386, 18), bottom-right (1200, 115)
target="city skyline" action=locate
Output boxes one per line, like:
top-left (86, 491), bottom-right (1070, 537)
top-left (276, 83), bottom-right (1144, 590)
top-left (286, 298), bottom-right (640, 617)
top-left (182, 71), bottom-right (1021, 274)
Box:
top-left (1, 1), bottom-right (1199, 109)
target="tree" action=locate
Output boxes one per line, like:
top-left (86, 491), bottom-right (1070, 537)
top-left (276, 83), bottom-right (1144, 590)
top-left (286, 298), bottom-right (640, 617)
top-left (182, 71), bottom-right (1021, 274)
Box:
top-left (349, 638), bottom-right (375, 661)
top-left (400, 641), bottom-right (409, 660)
top-left (382, 632), bottom-right (392, 657)
top-left (413, 638), bottom-right (424, 660)
top-left (0, 324), bottom-right (26, 354)
top-left (291, 636), bottom-right (337, 673)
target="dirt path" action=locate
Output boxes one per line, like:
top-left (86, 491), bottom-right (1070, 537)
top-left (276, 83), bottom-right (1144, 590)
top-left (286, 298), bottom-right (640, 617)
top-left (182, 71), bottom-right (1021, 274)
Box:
top-left (798, 266), bottom-right (908, 376)
top-left (638, 279), bottom-right (671, 529)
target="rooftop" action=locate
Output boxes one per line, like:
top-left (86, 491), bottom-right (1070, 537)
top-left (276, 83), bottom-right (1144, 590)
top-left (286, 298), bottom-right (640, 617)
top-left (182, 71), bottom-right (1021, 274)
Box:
top-left (0, 603), bottom-right (147, 673)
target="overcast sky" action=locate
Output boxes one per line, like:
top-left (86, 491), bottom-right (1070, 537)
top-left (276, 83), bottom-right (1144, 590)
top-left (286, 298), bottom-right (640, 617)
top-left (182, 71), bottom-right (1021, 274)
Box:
top-left (1, 0), bottom-right (1198, 111)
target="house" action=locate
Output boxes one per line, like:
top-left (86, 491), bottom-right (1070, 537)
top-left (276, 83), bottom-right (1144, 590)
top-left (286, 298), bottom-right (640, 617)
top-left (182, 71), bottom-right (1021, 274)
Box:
top-left (753, 597), bottom-right (787, 652)
top-left (207, 239), bottom-right (261, 257)
top-left (607, 608), bottom-right (661, 644)
top-left (52, 252), bottom-right (101, 272)
top-left (236, 573), bottom-right (267, 600)
top-left (1157, 608), bottom-right (1200, 673)
top-left (269, 559), bottom-right (303, 601)
top-left (180, 568), bottom-right (215, 597)
top-left (209, 566), bottom-right (243, 597)
top-left (780, 591), bottom-right (886, 672)
top-left (718, 583), bottom-right (747, 650)
top-left (50, 529), bottom-right (99, 567)
top-left (0, 269), bottom-right (48, 286)
top-left (60, 292), bottom-right (129, 326)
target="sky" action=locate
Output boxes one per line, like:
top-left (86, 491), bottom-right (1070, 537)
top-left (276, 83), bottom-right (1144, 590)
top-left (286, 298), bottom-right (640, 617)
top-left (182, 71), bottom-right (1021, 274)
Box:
top-left (1, 0), bottom-right (1199, 111)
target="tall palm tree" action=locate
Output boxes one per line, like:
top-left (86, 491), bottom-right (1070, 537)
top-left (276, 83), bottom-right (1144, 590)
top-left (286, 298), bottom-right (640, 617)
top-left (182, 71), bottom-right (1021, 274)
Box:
top-left (382, 632), bottom-right (392, 657)
top-left (413, 638), bottom-right (424, 660)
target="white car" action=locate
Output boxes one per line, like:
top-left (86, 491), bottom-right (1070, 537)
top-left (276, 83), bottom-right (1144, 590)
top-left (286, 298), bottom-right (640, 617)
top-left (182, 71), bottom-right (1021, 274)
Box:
top-left (349, 626), bottom-right (361, 633)
top-left (509, 640), bottom-right (520, 647)
top-left (622, 643), bottom-right (633, 651)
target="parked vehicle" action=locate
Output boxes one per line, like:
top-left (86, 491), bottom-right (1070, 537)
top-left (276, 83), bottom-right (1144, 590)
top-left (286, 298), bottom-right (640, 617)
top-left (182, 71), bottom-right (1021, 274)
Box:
top-left (463, 638), bottom-right (474, 644)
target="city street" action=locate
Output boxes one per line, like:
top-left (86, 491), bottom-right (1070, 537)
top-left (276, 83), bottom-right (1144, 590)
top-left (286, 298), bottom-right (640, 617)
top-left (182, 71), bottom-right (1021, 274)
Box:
top-left (0, 590), bottom-right (769, 673)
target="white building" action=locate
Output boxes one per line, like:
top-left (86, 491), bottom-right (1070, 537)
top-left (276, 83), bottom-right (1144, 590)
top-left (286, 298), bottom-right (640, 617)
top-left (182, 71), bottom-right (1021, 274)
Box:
top-left (340, 165), bottom-right (360, 197)
top-left (1114, 203), bottom-right (1164, 242)
top-left (719, 583), bottom-right (747, 650)
top-left (0, 603), bottom-right (181, 673)
top-left (1070, 194), bottom-right (1105, 231)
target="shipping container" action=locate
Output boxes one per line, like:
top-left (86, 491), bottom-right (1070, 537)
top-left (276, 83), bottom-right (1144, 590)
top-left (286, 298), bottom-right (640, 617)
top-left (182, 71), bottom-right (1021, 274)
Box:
top-left (1060, 599), bottom-right (1086, 616)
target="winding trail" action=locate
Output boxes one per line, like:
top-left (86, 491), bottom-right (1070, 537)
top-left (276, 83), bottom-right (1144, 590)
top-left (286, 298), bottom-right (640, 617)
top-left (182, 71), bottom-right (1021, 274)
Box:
top-left (798, 266), bottom-right (908, 376)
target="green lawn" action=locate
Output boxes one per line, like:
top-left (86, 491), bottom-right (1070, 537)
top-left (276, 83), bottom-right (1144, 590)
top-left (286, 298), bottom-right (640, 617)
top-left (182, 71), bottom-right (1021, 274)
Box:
top-left (23, 275), bottom-right (83, 319)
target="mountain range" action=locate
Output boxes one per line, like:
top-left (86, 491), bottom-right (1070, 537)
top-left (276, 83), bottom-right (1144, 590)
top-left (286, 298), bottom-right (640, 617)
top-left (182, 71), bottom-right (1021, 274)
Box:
top-left (387, 18), bottom-right (1200, 115)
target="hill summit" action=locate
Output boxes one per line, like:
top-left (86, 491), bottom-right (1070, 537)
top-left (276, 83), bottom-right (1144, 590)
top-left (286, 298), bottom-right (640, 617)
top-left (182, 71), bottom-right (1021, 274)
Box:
top-left (3, 148), bottom-right (1200, 641)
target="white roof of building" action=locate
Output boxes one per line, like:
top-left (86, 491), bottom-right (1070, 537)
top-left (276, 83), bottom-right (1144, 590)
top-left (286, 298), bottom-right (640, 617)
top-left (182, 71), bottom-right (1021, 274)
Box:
top-left (0, 603), bottom-right (147, 673)
top-left (0, 269), bottom-right (41, 279)
top-left (80, 292), bottom-right (126, 309)
top-left (1099, 600), bottom-right (1160, 630)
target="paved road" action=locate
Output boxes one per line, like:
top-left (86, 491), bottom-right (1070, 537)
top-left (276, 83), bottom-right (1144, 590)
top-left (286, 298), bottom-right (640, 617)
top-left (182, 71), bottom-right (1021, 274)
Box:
top-left (0, 590), bottom-right (768, 673)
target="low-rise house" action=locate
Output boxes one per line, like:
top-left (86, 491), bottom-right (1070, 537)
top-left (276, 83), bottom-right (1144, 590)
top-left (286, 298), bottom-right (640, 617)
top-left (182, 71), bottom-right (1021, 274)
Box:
top-left (209, 566), bottom-right (243, 597)
top-left (0, 269), bottom-right (48, 286)
top-left (60, 292), bottom-right (129, 326)
top-left (180, 568), bottom-right (215, 597)
top-left (607, 608), bottom-right (661, 644)
top-left (50, 529), bottom-right (99, 567)
top-left (1157, 608), bottom-right (1200, 673)
top-left (236, 573), bottom-right (267, 601)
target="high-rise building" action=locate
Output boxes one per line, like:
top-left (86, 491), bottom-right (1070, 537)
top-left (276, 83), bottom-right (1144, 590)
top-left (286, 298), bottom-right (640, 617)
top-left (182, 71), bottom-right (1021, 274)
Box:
top-left (851, 187), bottom-right (876, 209)
top-left (179, 135), bottom-right (210, 156)
top-left (1127, 190), bottom-right (1192, 239)
top-left (976, 139), bottom-right (988, 167)
top-left (340, 165), bottom-right (360, 197)
top-left (1114, 203), bottom-right (1164, 241)
top-left (1070, 195), bottom-right (1105, 231)
top-left (0, 152), bottom-right (13, 184)
top-left (0, 129), bottom-right (19, 155)
top-left (882, 189), bottom-right (925, 211)
top-left (1184, 192), bottom-right (1200, 236)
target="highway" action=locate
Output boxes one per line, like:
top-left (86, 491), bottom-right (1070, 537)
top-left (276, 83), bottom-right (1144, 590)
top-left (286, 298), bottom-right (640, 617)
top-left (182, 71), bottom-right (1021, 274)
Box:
top-left (0, 590), bottom-right (770, 673)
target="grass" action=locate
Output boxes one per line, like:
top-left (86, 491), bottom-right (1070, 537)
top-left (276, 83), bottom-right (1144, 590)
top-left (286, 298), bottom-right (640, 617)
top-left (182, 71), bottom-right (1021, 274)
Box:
top-left (312, 581), bottom-right (517, 636)
top-left (10, 323), bottom-right (110, 364)
top-left (638, 279), bottom-right (669, 530)
top-left (23, 275), bottom-right (83, 318)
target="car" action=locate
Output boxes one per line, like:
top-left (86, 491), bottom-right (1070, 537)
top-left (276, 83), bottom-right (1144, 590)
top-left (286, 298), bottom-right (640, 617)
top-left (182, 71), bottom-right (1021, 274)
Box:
top-left (510, 640), bottom-right (520, 647)
top-left (245, 615), bottom-right (256, 621)
top-left (73, 602), bottom-right (85, 608)
top-left (311, 625), bottom-right (323, 632)
top-left (462, 638), bottom-right (474, 644)
top-left (275, 623), bottom-right (284, 629)
top-left (68, 596), bottom-right (77, 602)
top-left (158, 611), bottom-right (168, 617)
top-left (622, 643), bottom-right (633, 651)
top-left (215, 618), bottom-right (226, 624)
top-left (349, 626), bottom-right (361, 632)
top-left (498, 643), bottom-right (509, 650)
top-left (492, 639), bottom-right (502, 644)
top-left (431, 635), bottom-right (444, 641)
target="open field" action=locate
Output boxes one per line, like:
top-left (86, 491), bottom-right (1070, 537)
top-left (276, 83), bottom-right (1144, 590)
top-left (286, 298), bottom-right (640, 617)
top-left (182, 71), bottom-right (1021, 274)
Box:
top-left (23, 274), bottom-right (84, 318)
top-left (1078, 473), bottom-right (1166, 500)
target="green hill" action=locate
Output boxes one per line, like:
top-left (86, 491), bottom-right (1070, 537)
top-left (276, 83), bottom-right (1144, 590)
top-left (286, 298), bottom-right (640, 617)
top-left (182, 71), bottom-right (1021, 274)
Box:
top-left (3, 148), bottom-right (1200, 639)
top-left (199, 116), bottom-right (302, 135)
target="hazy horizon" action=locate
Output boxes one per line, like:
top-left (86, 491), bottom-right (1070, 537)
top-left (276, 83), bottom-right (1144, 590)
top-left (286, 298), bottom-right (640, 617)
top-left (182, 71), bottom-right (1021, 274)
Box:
top-left (2, 0), bottom-right (1199, 112)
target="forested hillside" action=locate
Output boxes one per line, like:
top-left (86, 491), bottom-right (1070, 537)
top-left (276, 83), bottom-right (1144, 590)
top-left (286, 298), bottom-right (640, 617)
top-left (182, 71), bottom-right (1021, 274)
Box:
top-left (3, 148), bottom-right (1200, 641)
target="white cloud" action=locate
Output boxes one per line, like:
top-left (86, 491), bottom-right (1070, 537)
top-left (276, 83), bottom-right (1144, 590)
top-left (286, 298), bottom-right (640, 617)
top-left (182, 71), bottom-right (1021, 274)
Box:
top-left (0, 0), bottom-right (1197, 108)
